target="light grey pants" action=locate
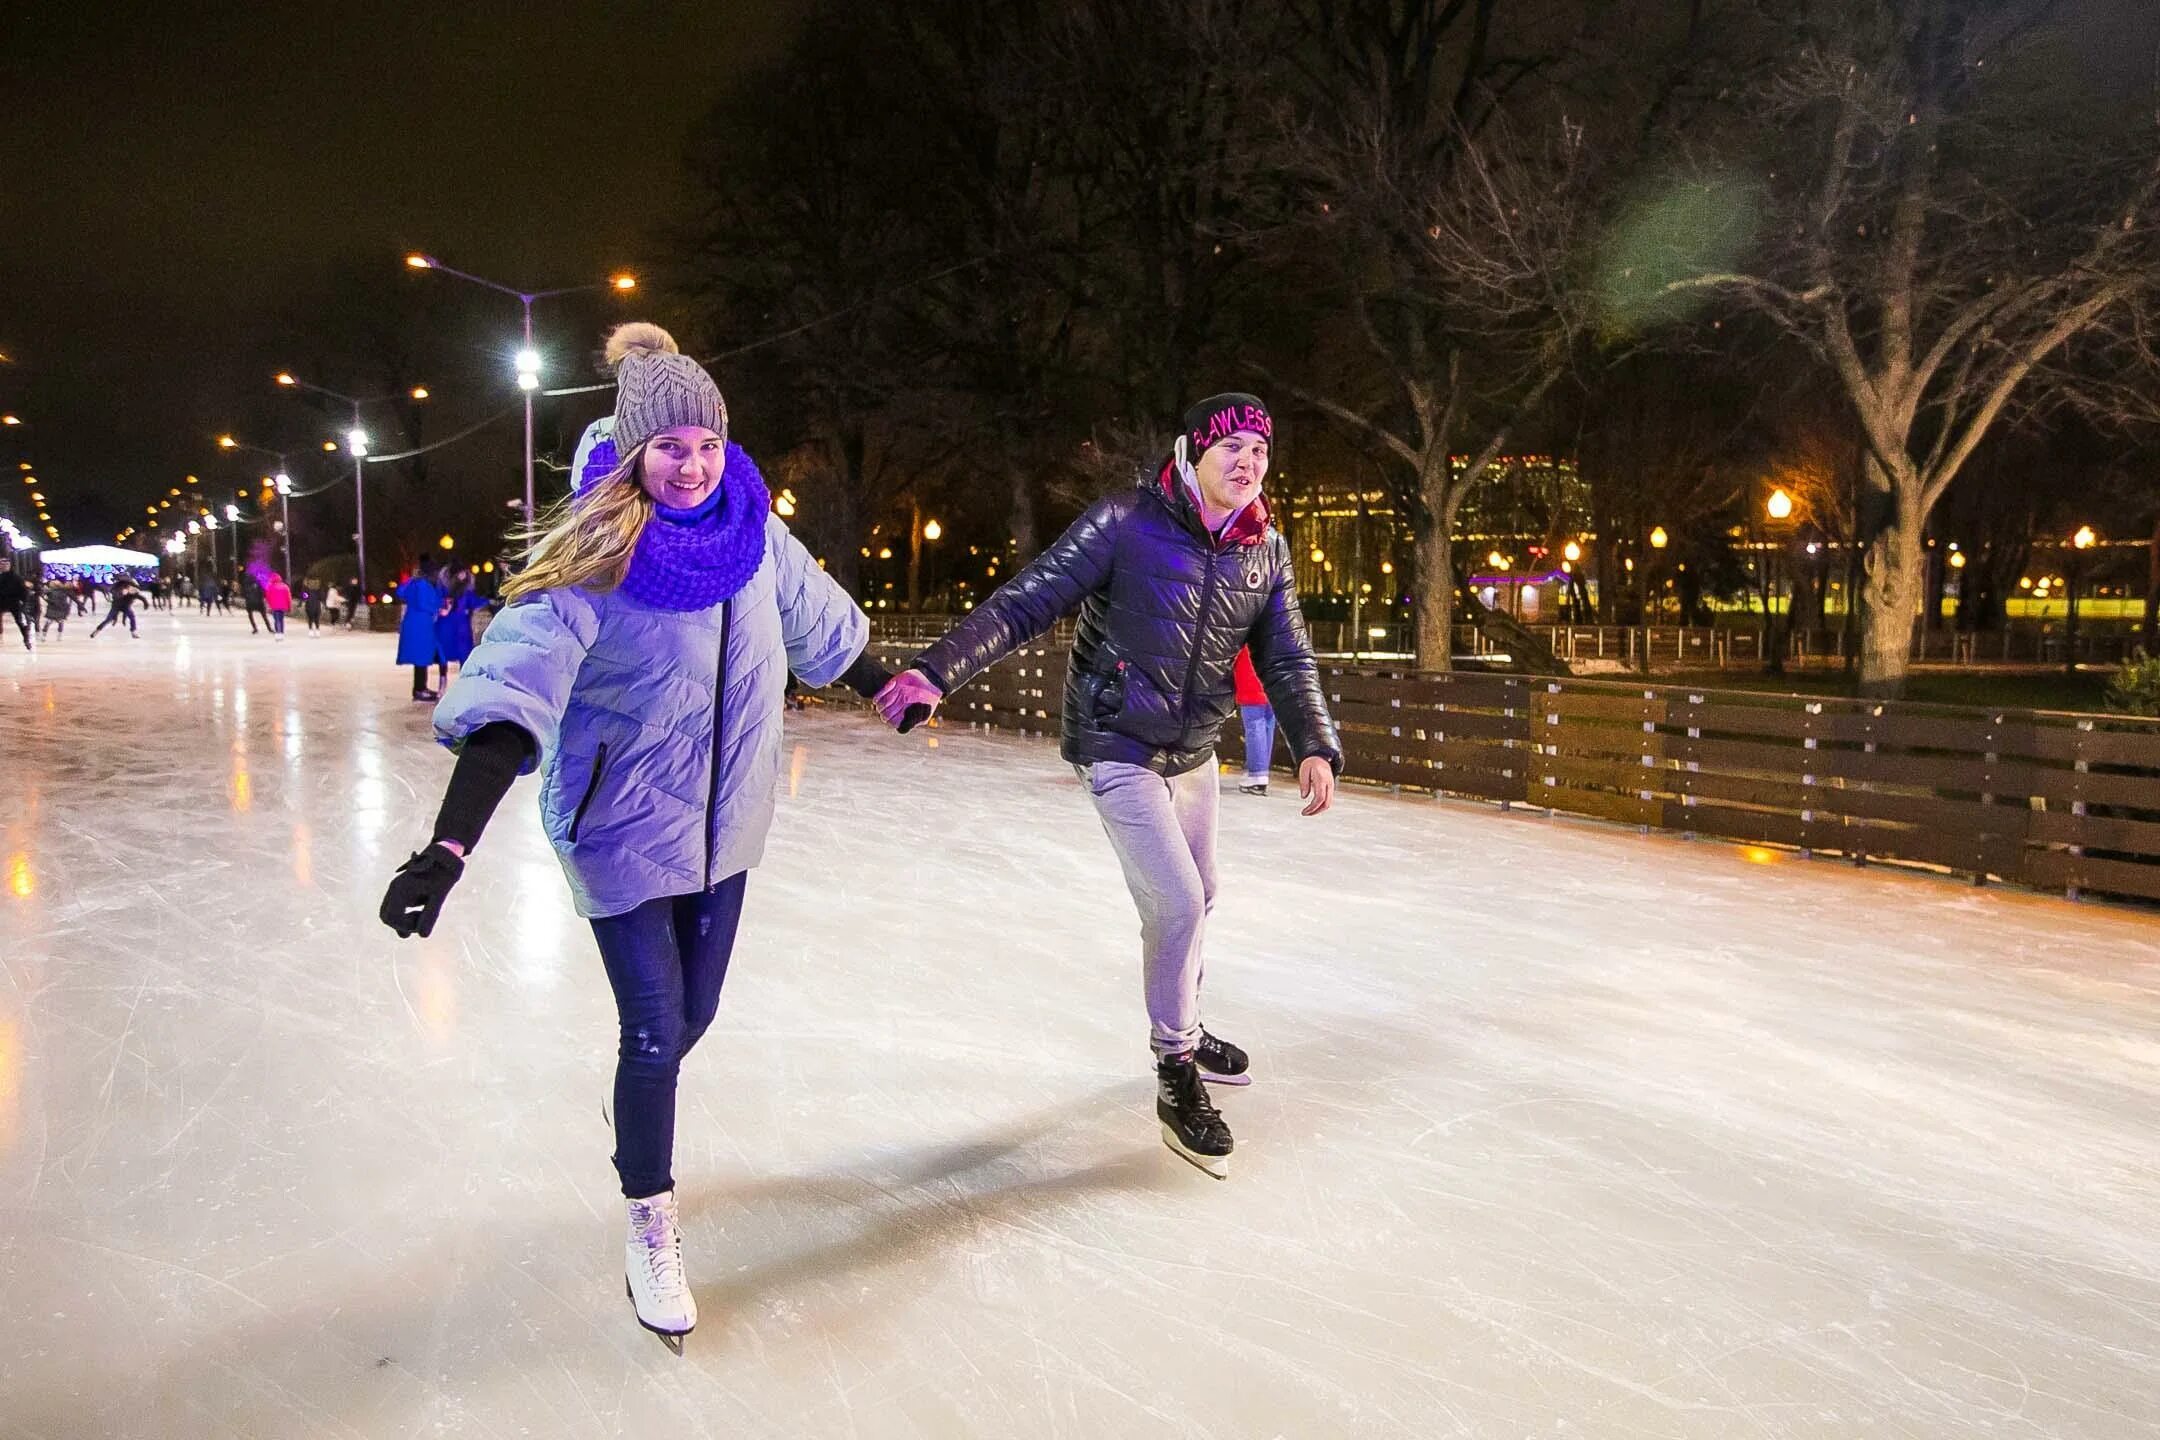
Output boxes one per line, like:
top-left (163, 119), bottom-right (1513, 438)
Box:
top-left (1079, 758), bottom-right (1219, 1056)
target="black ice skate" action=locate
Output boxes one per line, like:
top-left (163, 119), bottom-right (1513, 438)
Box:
top-left (1157, 1052), bottom-right (1233, 1179)
top-left (1195, 1029), bottom-right (1251, 1086)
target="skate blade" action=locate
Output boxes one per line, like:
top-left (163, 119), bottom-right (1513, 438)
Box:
top-left (1198, 1070), bottom-right (1251, 1087)
top-left (1160, 1122), bottom-right (1230, 1179)
top-left (625, 1278), bottom-right (693, 1353)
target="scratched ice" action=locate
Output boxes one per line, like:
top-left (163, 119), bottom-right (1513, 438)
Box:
top-left (2, 613), bottom-right (2157, 1438)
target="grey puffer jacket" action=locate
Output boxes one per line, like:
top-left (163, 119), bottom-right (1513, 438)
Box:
top-left (913, 468), bottom-right (1341, 777)
top-left (433, 513), bottom-right (868, 918)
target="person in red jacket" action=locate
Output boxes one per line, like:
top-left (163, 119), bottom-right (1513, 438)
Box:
top-left (264, 572), bottom-right (293, 640)
top-left (1232, 645), bottom-right (1275, 796)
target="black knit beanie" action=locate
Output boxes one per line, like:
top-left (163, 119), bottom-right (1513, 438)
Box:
top-left (1180, 392), bottom-right (1273, 462)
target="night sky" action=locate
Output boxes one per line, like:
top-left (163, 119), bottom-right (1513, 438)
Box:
top-left (2, 1), bottom-right (805, 548)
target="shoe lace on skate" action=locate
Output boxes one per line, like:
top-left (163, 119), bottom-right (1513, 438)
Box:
top-left (641, 1221), bottom-right (687, 1297)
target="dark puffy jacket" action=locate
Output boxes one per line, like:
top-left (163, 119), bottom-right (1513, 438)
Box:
top-left (913, 469), bottom-right (1342, 777)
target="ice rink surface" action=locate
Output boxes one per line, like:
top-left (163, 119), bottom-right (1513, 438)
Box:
top-left (2, 613), bottom-right (2157, 1439)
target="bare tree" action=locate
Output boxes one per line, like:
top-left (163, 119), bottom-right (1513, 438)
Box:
top-left (1666, 0), bottom-right (2160, 694)
top-left (1268, 106), bottom-right (1591, 668)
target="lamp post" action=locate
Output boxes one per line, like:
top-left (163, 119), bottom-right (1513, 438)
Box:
top-left (217, 435), bottom-right (295, 579)
top-left (2067, 525), bottom-right (2098, 675)
top-left (274, 373), bottom-right (426, 601)
top-left (404, 253), bottom-right (637, 532)
top-left (1763, 488), bottom-right (1795, 676)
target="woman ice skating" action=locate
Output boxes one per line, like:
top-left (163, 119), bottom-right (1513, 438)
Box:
top-left (394, 567), bottom-right (445, 700)
top-left (434, 567), bottom-right (481, 678)
top-left (377, 322), bottom-right (896, 1351)
top-left (41, 577), bottom-right (71, 640)
top-left (264, 572), bottom-right (292, 638)
top-left (875, 392), bottom-right (1342, 1179)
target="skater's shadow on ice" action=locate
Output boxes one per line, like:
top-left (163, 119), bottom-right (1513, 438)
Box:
top-left (677, 1083), bottom-right (1174, 1351)
top-left (6, 1089), bottom-right (1169, 1435)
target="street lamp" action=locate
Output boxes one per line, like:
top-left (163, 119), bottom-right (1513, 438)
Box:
top-left (2067, 525), bottom-right (2098, 674)
top-left (215, 434), bottom-right (297, 578)
top-left (404, 251), bottom-right (638, 530)
top-left (1762, 491), bottom-right (1796, 674)
top-left (273, 371), bottom-right (420, 598)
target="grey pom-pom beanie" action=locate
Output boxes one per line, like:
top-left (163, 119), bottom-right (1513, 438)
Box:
top-left (604, 322), bottom-right (728, 456)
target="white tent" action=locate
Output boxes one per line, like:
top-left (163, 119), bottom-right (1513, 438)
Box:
top-left (33, 544), bottom-right (163, 578)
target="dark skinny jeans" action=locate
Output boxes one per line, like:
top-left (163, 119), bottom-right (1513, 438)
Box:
top-left (590, 872), bottom-right (749, 1199)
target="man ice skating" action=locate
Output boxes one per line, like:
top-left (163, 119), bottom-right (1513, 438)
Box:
top-left (875, 391), bottom-right (1341, 1179)
top-left (90, 576), bottom-right (142, 637)
top-left (0, 558), bottom-right (32, 651)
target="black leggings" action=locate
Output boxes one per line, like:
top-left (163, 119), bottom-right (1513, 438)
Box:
top-left (591, 875), bottom-right (750, 1198)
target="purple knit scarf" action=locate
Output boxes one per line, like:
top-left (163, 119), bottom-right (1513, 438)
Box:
top-left (619, 442), bottom-right (771, 611)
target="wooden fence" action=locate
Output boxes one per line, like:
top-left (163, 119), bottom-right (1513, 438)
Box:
top-left (860, 641), bottom-right (2160, 906)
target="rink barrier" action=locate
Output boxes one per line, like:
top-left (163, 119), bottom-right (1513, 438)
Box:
top-left (847, 642), bottom-right (2160, 906)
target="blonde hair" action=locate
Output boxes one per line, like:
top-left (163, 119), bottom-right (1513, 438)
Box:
top-left (501, 446), bottom-right (652, 602)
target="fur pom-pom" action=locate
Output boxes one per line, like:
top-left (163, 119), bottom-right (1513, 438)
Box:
top-left (604, 322), bottom-right (680, 367)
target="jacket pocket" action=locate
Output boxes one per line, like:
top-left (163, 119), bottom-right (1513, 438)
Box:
top-left (567, 742), bottom-right (610, 842)
top-left (1088, 659), bottom-right (1129, 721)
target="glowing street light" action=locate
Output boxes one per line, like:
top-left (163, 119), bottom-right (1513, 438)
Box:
top-left (409, 386), bottom-right (429, 400)
top-left (2063, 525), bottom-right (2100, 673)
top-left (1562, 539), bottom-right (1582, 563)
top-left (405, 251), bottom-right (638, 529)
top-left (1648, 526), bottom-right (1669, 549)
top-left (1, 415), bottom-right (20, 426)
top-left (347, 428), bottom-right (369, 457)
top-left (1766, 488), bottom-right (1794, 521)
top-left (923, 518), bottom-right (942, 542)
top-left (438, 534), bottom-right (455, 550)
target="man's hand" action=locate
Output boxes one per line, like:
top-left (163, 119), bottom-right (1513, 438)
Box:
top-left (1297, 756), bottom-right (1336, 816)
top-left (874, 669), bottom-right (942, 731)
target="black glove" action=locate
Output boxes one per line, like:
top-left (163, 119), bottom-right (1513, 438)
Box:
top-left (380, 843), bottom-right (465, 938)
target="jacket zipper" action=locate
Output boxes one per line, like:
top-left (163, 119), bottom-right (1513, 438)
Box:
top-left (567, 743), bottom-right (609, 842)
top-left (703, 601), bottom-right (732, 888)
top-left (1175, 544), bottom-right (1222, 722)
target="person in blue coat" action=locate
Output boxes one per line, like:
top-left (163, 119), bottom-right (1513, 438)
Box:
top-left (433, 567), bottom-right (482, 680)
top-left (376, 323), bottom-right (899, 1350)
top-left (394, 566), bottom-right (445, 700)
